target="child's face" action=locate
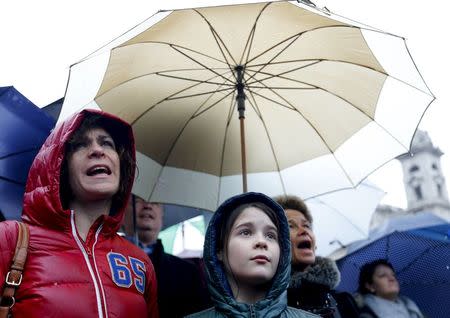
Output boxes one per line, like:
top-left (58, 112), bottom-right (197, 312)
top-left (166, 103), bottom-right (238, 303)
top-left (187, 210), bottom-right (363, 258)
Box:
top-left (223, 207), bottom-right (280, 287)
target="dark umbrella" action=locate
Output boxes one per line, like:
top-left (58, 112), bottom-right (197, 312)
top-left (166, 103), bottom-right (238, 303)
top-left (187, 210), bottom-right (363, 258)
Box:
top-left (335, 212), bottom-right (450, 318)
top-left (162, 204), bottom-right (211, 230)
top-left (0, 86), bottom-right (55, 220)
top-left (42, 97), bottom-right (64, 121)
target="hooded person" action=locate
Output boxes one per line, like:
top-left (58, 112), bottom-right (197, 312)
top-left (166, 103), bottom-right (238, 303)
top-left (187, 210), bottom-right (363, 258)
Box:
top-left (0, 110), bottom-right (158, 317)
top-left (186, 192), bottom-right (318, 318)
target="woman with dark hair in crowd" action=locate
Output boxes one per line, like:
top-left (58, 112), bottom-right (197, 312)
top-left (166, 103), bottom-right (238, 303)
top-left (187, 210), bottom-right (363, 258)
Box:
top-left (274, 194), bottom-right (360, 318)
top-left (187, 192), bottom-right (318, 318)
top-left (357, 259), bottom-right (424, 318)
top-left (0, 110), bottom-right (158, 317)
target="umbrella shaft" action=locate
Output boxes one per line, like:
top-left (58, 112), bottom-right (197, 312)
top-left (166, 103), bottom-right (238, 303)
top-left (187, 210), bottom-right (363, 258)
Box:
top-left (240, 117), bottom-right (248, 193)
top-left (235, 65), bottom-right (248, 192)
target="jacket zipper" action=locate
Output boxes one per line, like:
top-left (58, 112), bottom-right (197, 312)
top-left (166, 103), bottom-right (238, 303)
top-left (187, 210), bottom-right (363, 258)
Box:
top-left (70, 211), bottom-right (105, 318)
top-left (92, 225), bottom-right (109, 318)
top-left (249, 304), bottom-right (256, 318)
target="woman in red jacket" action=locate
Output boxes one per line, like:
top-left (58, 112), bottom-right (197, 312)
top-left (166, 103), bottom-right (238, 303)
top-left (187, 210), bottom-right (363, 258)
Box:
top-left (0, 110), bottom-right (158, 317)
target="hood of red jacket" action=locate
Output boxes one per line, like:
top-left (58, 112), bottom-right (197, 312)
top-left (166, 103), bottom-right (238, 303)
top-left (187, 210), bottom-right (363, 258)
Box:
top-left (22, 109), bottom-right (136, 235)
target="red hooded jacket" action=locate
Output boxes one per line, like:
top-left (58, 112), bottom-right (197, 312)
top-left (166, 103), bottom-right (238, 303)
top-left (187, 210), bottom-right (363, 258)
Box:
top-left (0, 110), bottom-right (158, 317)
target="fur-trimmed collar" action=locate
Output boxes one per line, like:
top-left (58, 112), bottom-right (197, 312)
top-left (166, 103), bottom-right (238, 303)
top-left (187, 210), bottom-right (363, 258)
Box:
top-left (290, 256), bottom-right (341, 289)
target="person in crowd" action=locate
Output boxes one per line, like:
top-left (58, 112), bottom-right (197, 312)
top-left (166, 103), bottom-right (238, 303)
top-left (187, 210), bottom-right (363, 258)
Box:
top-left (0, 110), bottom-right (158, 317)
top-left (125, 195), bottom-right (211, 318)
top-left (186, 192), bottom-right (319, 318)
top-left (357, 259), bottom-right (424, 318)
top-left (274, 195), bottom-right (360, 318)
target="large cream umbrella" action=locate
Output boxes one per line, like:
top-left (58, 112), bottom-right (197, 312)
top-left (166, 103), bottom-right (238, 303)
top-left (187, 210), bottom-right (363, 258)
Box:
top-left (59, 0), bottom-right (433, 211)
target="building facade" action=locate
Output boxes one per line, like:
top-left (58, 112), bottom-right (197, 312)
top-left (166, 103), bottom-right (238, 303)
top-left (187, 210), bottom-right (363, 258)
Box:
top-left (370, 130), bottom-right (450, 230)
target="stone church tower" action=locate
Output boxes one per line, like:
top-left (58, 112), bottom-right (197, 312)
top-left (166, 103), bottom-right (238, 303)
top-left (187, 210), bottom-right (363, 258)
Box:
top-left (397, 130), bottom-right (450, 219)
top-left (370, 130), bottom-right (450, 230)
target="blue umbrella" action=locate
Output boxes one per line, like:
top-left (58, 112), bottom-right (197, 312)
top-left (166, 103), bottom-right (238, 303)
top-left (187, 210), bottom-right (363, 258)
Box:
top-left (335, 212), bottom-right (449, 318)
top-left (0, 86), bottom-right (55, 220)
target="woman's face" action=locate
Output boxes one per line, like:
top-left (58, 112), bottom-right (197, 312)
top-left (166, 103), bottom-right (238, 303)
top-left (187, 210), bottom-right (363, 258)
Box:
top-left (67, 127), bottom-right (120, 205)
top-left (221, 207), bottom-right (280, 288)
top-left (366, 264), bottom-right (400, 300)
top-left (286, 209), bottom-right (316, 268)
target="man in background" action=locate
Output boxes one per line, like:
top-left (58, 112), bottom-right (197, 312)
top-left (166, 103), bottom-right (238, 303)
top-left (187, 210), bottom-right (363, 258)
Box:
top-left (125, 195), bottom-right (211, 318)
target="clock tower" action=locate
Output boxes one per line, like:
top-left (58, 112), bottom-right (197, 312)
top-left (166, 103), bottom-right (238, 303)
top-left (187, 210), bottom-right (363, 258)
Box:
top-left (397, 130), bottom-right (450, 218)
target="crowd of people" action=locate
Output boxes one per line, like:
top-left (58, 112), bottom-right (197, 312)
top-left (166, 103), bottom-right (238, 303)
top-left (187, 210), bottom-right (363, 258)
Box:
top-left (0, 110), bottom-right (426, 317)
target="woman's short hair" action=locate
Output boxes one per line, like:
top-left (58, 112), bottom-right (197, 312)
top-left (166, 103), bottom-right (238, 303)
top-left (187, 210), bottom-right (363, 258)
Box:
top-left (273, 194), bottom-right (312, 224)
top-left (217, 202), bottom-right (281, 255)
top-left (358, 259), bottom-right (395, 294)
top-left (60, 113), bottom-right (135, 213)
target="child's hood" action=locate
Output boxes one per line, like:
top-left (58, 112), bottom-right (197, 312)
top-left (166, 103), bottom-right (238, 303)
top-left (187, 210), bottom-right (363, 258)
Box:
top-left (202, 192), bottom-right (292, 314)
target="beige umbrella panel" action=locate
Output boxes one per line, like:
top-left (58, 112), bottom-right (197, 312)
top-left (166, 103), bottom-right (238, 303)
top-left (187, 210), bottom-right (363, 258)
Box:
top-left (60, 1), bottom-right (434, 211)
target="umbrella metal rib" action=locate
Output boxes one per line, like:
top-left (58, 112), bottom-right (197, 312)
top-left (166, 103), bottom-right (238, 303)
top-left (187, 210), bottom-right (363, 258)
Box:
top-left (244, 92), bottom-right (287, 195)
top-left (105, 32), bottom-right (406, 143)
top-left (107, 35), bottom-right (407, 173)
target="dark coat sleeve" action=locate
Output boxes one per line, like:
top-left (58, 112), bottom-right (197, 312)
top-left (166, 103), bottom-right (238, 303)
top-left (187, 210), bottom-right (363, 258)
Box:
top-left (149, 242), bottom-right (211, 318)
top-left (331, 291), bottom-right (361, 318)
top-left (288, 282), bottom-right (361, 318)
top-left (357, 305), bottom-right (378, 318)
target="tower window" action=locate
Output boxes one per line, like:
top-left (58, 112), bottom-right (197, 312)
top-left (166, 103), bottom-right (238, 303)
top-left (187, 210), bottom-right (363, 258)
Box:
top-left (432, 163), bottom-right (438, 170)
top-left (409, 165), bottom-right (419, 173)
top-left (437, 183), bottom-right (443, 197)
top-left (414, 185), bottom-right (423, 200)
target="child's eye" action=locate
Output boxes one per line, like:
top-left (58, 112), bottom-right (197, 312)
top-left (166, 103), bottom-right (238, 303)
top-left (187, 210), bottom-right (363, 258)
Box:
top-left (239, 229), bottom-right (251, 236)
top-left (266, 232), bottom-right (278, 240)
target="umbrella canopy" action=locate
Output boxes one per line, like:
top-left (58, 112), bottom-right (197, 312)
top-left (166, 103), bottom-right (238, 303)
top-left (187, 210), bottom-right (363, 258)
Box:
top-left (335, 212), bottom-right (450, 318)
top-left (158, 215), bottom-right (206, 258)
top-left (307, 180), bottom-right (385, 256)
top-left (0, 86), bottom-right (56, 220)
top-left (59, 0), bottom-right (433, 211)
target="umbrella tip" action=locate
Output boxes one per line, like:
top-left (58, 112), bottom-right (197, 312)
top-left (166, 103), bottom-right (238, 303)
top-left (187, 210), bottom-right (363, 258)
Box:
top-left (297, 0), bottom-right (316, 7)
top-left (330, 239), bottom-right (346, 248)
